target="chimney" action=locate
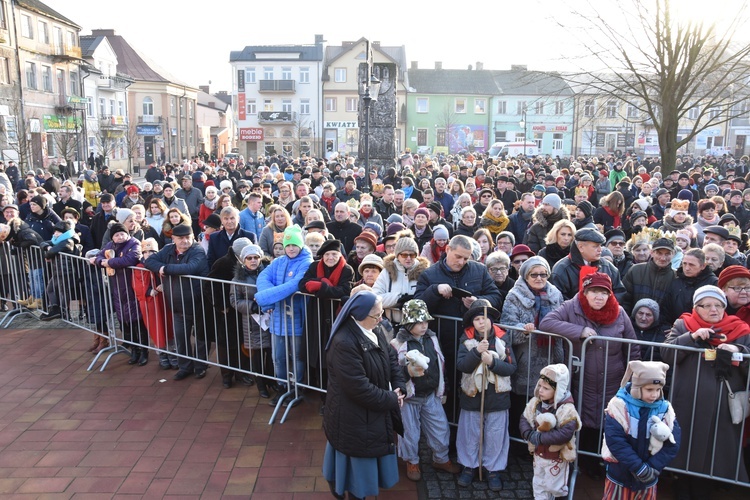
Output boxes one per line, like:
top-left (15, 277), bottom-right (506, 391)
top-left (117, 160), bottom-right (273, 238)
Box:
top-left (476, 62), bottom-right (483, 71)
top-left (91, 29), bottom-right (116, 37)
top-left (435, 61), bottom-right (442, 70)
top-left (511, 64), bottom-right (528, 71)
top-left (373, 41), bottom-right (380, 49)
top-left (410, 61), bottom-right (418, 70)
top-left (315, 34), bottom-right (324, 45)
top-left (199, 85), bottom-right (209, 93)
top-left (468, 64), bottom-right (473, 70)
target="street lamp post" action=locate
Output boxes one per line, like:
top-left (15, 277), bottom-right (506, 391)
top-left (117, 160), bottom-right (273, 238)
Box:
top-left (519, 107), bottom-right (527, 156)
top-left (361, 71), bottom-right (381, 194)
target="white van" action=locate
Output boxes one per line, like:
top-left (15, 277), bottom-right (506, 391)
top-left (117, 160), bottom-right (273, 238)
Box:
top-left (487, 142), bottom-right (539, 159)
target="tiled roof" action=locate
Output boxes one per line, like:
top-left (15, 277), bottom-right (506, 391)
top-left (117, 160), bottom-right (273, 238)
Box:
top-left (79, 36), bottom-right (103, 58)
top-left (408, 68), bottom-right (499, 95)
top-left (18, 0), bottom-right (79, 29)
top-left (230, 43), bottom-right (323, 62)
top-left (493, 70), bottom-right (573, 96)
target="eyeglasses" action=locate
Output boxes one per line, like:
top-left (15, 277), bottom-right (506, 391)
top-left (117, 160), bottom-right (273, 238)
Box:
top-left (727, 286), bottom-right (750, 293)
top-left (245, 256), bottom-right (260, 261)
top-left (481, 194), bottom-right (493, 198)
top-left (528, 273), bottom-right (549, 279)
top-left (695, 304), bottom-right (725, 311)
top-left (488, 266), bottom-right (508, 274)
top-left (398, 253), bottom-right (417, 259)
top-left (368, 311), bottom-right (383, 320)
top-left (608, 241), bottom-right (625, 247)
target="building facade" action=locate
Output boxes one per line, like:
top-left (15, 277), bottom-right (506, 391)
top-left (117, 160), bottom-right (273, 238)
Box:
top-left (196, 86), bottom-right (235, 160)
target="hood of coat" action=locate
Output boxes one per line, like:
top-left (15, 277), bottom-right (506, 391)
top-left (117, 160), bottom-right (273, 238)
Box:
top-left (532, 204), bottom-right (569, 228)
top-left (383, 253), bottom-right (429, 282)
top-left (394, 325), bottom-right (436, 344)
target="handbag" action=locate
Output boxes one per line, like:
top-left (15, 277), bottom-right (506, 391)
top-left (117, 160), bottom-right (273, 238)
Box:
top-left (724, 379), bottom-right (750, 425)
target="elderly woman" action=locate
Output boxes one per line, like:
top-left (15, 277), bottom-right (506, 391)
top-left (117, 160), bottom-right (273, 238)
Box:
top-left (401, 198), bottom-right (419, 228)
top-left (662, 285), bottom-right (750, 493)
top-left (451, 193), bottom-right (473, 229)
top-left (322, 291), bottom-right (407, 500)
top-left (373, 236), bottom-right (429, 326)
top-left (356, 254), bottom-right (384, 288)
top-left (454, 205), bottom-right (478, 237)
top-left (500, 256), bottom-right (564, 440)
top-left (719, 265), bottom-right (750, 323)
top-left (485, 250), bottom-right (514, 301)
top-left (537, 219), bottom-right (575, 269)
top-left (539, 272), bottom-right (639, 477)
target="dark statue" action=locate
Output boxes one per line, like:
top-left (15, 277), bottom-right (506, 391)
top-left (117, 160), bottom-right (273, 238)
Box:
top-left (358, 62), bottom-right (397, 170)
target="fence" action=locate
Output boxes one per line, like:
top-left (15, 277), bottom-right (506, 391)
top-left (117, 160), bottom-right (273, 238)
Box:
top-left (1, 242), bottom-right (749, 497)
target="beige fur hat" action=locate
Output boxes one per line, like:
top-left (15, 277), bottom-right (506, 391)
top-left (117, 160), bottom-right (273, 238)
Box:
top-left (620, 360), bottom-right (669, 399)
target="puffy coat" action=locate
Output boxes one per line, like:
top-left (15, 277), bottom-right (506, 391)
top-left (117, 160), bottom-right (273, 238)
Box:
top-left (96, 236), bottom-right (142, 324)
top-left (621, 260), bottom-right (675, 313)
top-left (499, 278), bottom-right (564, 396)
top-left (144, 242), bottom-right (209, 316)
top-left (524, 205), bottom-right (569, 254)
top-left (538, 296), bottom-right (639, 428)
top-left (175, 187), bottom-right (203, 219)
top-left (254, 246), bottom-right (313, 337)
top-left (230, 261), bottom-right (271, 350)
top-left (25, 207), bottom-right (61, 241)
top-left (373, 254), bottom-right (429, 325)
top-left (659, 266), bottom-right (717, 330)
top-left (323, 316), bottom-right (406, 458)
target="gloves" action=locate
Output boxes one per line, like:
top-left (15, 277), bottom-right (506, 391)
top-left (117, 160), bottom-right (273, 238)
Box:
top-left (523, 430), bottom-right (542, 446)
top-left (634, 463), bottom-right (659, 483)
top-left (321, 278), bottom-right (333, 287)
top-left (397, 293), bottom-right (414, 305)
top-left (305, 281), bottom-right (323, 293)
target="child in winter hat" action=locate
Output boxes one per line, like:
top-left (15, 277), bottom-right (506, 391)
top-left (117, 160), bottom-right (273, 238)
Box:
top-left (391, 299), bottom-right (459, 481)
top-left (519, 364), bottom-right (582, 499)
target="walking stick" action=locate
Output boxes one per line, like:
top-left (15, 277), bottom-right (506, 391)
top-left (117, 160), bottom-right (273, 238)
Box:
top-left (478, 305), bottom-right (489, 481)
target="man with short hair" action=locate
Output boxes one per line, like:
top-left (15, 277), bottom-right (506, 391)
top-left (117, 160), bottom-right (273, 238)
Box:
top-left (90, 193), bottom-right (117, 249)
top-left (207, 206), bottom-right (256, 269)
top-left (604, 229), bottom-right (634, 277)
top-left (508, 193), bottom-right (535, 245)
top-left (375, 185), bottom-right (397, 220)
top-left (175, 175), bottom-right (204, 235)
top-left (621, 238), bottom-right (675, 313)
top-left (326, 202), bottom-right (362, 254)
top-left (52, 185), bottom-right (84, 218)
top-left (494, 175), bottom-right (518, 213)
top-left (238, 192), bottom-right (265, 241)
top-left (433, 178), bottom-right (454, 216)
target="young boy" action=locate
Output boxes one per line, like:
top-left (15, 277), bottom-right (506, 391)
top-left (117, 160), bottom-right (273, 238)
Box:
top-left (391, 299), bottom-right (460, 481)
top-left (519, 364), bottom-right (582, 500)
top-left (600, 360), bottom-right (681, 499)
top-left (456, 299), bottom-right (516, 492)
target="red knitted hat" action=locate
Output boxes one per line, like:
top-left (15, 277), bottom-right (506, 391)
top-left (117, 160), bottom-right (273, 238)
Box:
top-left (718, 265), bottom-right (750, 289)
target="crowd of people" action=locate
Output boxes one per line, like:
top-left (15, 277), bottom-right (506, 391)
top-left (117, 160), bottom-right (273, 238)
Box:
top-left (0, 150), bottom-right (749, 499)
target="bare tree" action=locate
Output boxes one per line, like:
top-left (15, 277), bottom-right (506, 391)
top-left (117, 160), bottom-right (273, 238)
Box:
top-left (436, 102), bottom-right (459, 154)
top-left (124, 119), bottom-right (141, 172)
top-left (4, 84), bottom-right (35, 171)
top-left (562, 0), bottom-right (750, 170)
top-left (290, 114), bottom-right (311, 158)
top-left (51, 117), bottom-right (80, 169)
top-left (90, 121), bottom-right (117, 167)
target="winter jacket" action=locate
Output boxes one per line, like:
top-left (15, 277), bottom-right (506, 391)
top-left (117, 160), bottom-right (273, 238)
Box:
top-left (206, 228), bottom-right (256, 269)
top-left (326, 220), bottom-right (362, 254)
top-left (239, 208), bottom-right (265, 242)
top-left (40, 231), bottom-right (82, 285)
top-left (537, 243), bottom-right (570, 270)
top-left (538, 296), bottom-right (639, 428)
top-left (499, 279), bottom-right (564, 396)
top-left (161, 195), bottom-right (190, 217)
top-left (621, 260), bottom-right (675, 313)
top-left (175, 187), bottom-right (203, 219)
top-left (612, 252), bottom-right (635, 278)
top-left (144, 241), bottom-right (209, 316)
top-left (372, 254), bottom-right (429, 325)
top-left (96, 236), bottom-right (142, 324)
top-left (507, 209), bottom-right (534, 246)
top-left (258, 224), bottom-right (285, 256)
top-left (519, 394), bottom-right (580, 461)
top-left (254, 246), bottom-right (313, 337)
top-left (524, 205), bottom-right (570, 254)
top-left (658, 267), bottom-right (717, 331)
top-left (391, 327), bottom-right (444, 399)
top-left (25, 207), bottom-right (61, 241)
top-left (550, 244), bottom-right (626, 302)
top-left (593, 206), bottom-right (620, 232)
top-left (230, 261), bottom-right (271, 350)
top-left (323, 316), bottom-right (406, 458)
top-left (413, 225), bottom-right (433, 252)
top-left (82, 179), bottom-right (100, 206)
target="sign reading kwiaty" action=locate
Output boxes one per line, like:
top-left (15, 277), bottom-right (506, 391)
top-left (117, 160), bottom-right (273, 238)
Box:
top-left (240, 128), bottom-right (264, 141)
top-left (324, 121), bottom-right (357, 129)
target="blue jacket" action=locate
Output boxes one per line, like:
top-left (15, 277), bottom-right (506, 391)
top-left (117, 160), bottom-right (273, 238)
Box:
top-left (507, 209), bottom-right (534, 245)
top-left (255, 247), bottom-right (313, 336)
top-left (206, 228), bottom-right (256, 269)
top-left (238, 207), bottom-right (265, 241)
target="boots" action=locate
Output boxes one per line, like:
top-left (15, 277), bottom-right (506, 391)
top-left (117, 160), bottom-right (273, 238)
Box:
top-left (87, 335), bottom-right (101, 352)
top-left (92, 338), bottom-right (109, 354)
top-left (138, 349), bottom-right (149, 366)
top-left (257, 379), bottom-right (270, 399)
top-left (128, 347), bottom-right (140, 365)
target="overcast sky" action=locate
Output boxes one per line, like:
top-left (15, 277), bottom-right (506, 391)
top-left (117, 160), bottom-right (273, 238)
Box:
top-left (43, 0), bottom-right (740, 93)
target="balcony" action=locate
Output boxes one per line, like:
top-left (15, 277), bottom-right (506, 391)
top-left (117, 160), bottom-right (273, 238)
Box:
top-left (97, 75), bottom-right (131, 90)
top-left (258, 79), bottom-right (296, 93)
top-left (100, 115), bottom-right (128, 129)
top-left (138, 115), bottom-right (163, 124)
top-left (52, 44), bottom-right (82, 61)
top-left (258, 111), bottom-right (295, 124)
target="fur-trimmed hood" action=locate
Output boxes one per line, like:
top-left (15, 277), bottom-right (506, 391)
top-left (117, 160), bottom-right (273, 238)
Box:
top-left (382, 253), bottom-right (429, 283)
top-left (532, 204), bottom-right (570, 228)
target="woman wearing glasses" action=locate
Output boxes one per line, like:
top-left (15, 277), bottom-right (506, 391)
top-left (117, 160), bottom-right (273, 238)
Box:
top-left (373, 235), bottom-right (429, 327)
top-left (662, 285), bottom-right (750, 492)
top-left (539, 272), bottom-right (638, 478)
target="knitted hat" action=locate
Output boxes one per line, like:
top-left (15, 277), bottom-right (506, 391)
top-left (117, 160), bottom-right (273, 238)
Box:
top-left (534, 364), bottom-right (571, 408)
top-left (580, 174), bottom-right (592, 182)
top-left (533, 184), bottom-right (546, 193)
top-left (582, 272), bottom-right (613, 294)
top-left (470, 238), bottom-right (482, 261)
top-left (109, 222), bottom-right (128, 237)
top-left (317, 239), bottom-right (342, 258)
top-left (386, 213), bottom-right (404, 224)
top-left (363, 221), bottom-right (382, 239)
top-left (358, 253), bottom-right (384, 275)
top-left (427, 201), bottom-right (442, 216)
top-left (203, 213), bottom-right (222, 230)
top-left (231, 237), bottom-right (253, 256)
top-left (631, 298), bottom-right (660, 324)
top-left (718, 265), bottom-right (750, 289)
top-left (394, 236), bottom-right (418, 256)
top-left (675, 229), bottom-right (692, 243)
top-left (519, 256), bottom-right (550, 281)
top-left (600, 247), bottom-right (613, 259)
top-left (240, 244), bottom-right (263, 261)
top-left (621, 360), bottom-right (669, 400)
top-left (283, 225), bottom-right (304, 248)
top-left (433, 224), bottom-right (449, 240)
top-left (704, 184), bottom-right (719, 194)
top-left (462, 298), bottom-right (501, 325)
top-left (629, 211), bottom-right (648, 224)
top-left (30, 195), bottom-right (47, 209)
top-left (354, 231), bottom-right (377, 250)
top-left (693, 285), bottom-right (727, 308)
top-left (126, 184), bottom-right (140, 195)
top-left (115, 208), bottom-right (133, 224)
top-left (633, 198), bottom-right (650, 211)
top-left (542, 193), bottom-right (561, 210)
top-left (576, 200), bottom-right (593, 218)
top-left (414, 207), bottom-right (430, 220)
top-left (384, 222), bottom-right (406, 241)
top-left (678, 189), bottom-right (693, 201)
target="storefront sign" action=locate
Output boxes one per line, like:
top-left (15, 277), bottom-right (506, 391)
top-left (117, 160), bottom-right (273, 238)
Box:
top-left (324, 121), bottom-right (357, 129)
top-left (136, 124), bottom-right (162, 136)
top-left (238, 93), bottom-right (246, 121)
top-left (43, 115), bottom-right (82, 132)
top-left (531, 124), bottom-right (569, 132)
top-left (240, 127), bottom-right (264, 141)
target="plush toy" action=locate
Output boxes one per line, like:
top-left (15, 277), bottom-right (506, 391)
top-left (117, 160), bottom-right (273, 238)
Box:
top-left (405, 349), bottom-right (429, 378)
top-left (530, 413), bottom-right (577, 462)
top-left (649, 415), bottom-right (675, 455)
top-left (536, 413), bottom-right (557, 432)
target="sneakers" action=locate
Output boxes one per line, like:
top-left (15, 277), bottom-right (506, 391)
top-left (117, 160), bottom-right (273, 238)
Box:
top-left (432, 460), bottom-right (461, 474)
top-left (159, 354), bottom-right (171, 370)
top-left (487, 471), bottom-right (503, 492)
top-left (457, 466), bottom-right (475, 487)
top-left (194, 368), bottom-right (207, 379)
top-left (406, 463), bottom-right (421, 481)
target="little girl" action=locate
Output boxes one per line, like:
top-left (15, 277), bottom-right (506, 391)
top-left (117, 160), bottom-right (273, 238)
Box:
top-left (519, 364), bottom-right (581, 500)
top-left (601, 360), bottom-right (681, 499)
top-left (456, 299), bottom-right (516, 492)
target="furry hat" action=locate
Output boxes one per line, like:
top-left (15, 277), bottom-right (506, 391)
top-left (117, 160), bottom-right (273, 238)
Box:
top-left (669, 199), bottom-right (690, 216)
top-left (534, 364), bottom-right (571, 408)
top-left (141, 238), bottom-right (159, 253)
top-left (620, 360), bottom-right (669, 400)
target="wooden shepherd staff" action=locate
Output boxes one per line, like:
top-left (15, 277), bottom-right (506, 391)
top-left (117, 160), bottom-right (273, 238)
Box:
top-left (478, 304), bottom-right (488, 481)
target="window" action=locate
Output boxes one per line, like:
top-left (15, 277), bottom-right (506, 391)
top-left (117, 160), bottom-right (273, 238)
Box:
top-left (517, 101), bottom-right (527, 115)
top-left (417, 128), bottom-right (427, 147)
top-left (99, 98), bottom-right (106, 116)
top-left (118, 101), bottom-right (125, 116)
top-left (69, 71), bottom-right (78, 95)
top-left (0, 2), bottom-right (6, 30)
top-left (67, 31), bottom-right (76, 48)
top-left (56, 68), bottom-right (64, 95)
top-left (46, 134), bottom-right (55, 157)
top-left (534, 132), bottom-right (543, 149)
top-left (0, 57), bottom-right (9, 84)
top-left (263, 67), bottom-right (273, 80)
top-left (300, 99), bottom-right (310, 115)
top-left (142, 96), bottom-right (154, 116)
top-left (436, 128), bottom-right (446, 147)
top-left (474, 98), bottom-right (486, 114)
top-left (496, 100), bottom-right (507, 114)
top-left (494, 130), bottom-right (507, 142)
top-left (38, 21), bottom-right (49, 44)
top-left (247, 99), bottom-right (256, 115)
top-left (345, 97), bottom-right (358, 113)
top-left (325, 97), bottom-right (337, 112)
top-left (555, 101), bottom-right (565, 115)
top-left (245, 67), bottom-right (256, 84)
top-left (455, 98), bottom-right (466, 113)
top-left (553, 133), bottom-right (563, 151)
top-left (41, 66), bottom-right (52, 92)
top-left (87, 97), bottom-right (94, 117)
top-left (110, 99), bottom-right (116, 116)
top-left (263, 99), bottom-right (272, 111)
top-left (300, 67), bottom-right (310, 84)
top-left (709, 107), bottom-right (721, 120)
top-left (606, 100), bottom-right (618, 118)
top-left (416, 97), bottom-right (429, 113)
top-left (281, 67), bottom-right (292, 80)
top-left (179, 98), bottom-right (184, 116)
top-left (282, 99), bottom-right (292, 113)
top-left (627, 103), bottom-right (639, 118)
top-left (54, 27), bottom-right (63, 49)
top-left (188, 101), bottom-right (193, 119)
top-left (21, 14), bottom-right (33, 39)
top-left (584, 99), bottom-right (595, 117)
top-left (334, 68), bottom-right (346, 83)
top-left (535, 101), bottom-right (544, 114)
top-left (170, 97), bottom-right (176, 116)
top-left (25, 62), bottom-right (37, 89)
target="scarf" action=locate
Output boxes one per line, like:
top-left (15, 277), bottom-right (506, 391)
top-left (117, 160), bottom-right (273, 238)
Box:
top-left (578, 290), bottom-right (620, 325)
top-left (697, 214), bottom-right (719, 227)
top-left (464, 324), bottom-right (506, 340)
top-left (402, 185), bottom-right (414, 199)
top-left (660, 214), bottom-right (693, 232)
top-left (429, 239), bottom-right (447, 263)
top-left (51, 228), bottom-right (76, 245)
top-left (678, 309), bottom-right (750, 346)
top-left (359, 207), bottom-right (373, 221)
top-left (574, 216), bottom-right (594, 229)
top-left (317, 256), bottom-right (346, 286)
top-left (603, 207), bottom-right (621, 229)
top-left (533, 288), bottom-right (554, 347)
top-left (616, 384), bottom-right (669, 439)
top-left (321, 194), bottom-right (336, 213)
top-left (204, 197), bottom-right (217, 210)
top-left (480, 212), bottom-right (510, 236)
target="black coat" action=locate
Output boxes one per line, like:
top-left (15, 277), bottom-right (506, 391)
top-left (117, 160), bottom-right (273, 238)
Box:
top-left (326, 220), bottom-right (362, 254)
top-left (659, 267), bottom-right (718, 330)
top-left (323, 317), bottom-right (406, 458)
top-left (549, 244), bottom-right (626, 302)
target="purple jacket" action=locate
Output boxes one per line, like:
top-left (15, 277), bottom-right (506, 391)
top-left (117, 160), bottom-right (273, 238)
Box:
top-left (96, 236), bottom-right (142, 324)
top-left (538, 296), bottom-right (640, 429)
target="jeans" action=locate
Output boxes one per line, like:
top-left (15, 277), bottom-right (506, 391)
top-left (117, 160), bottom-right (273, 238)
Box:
top-left (272, 333), bottom-right (304, 386)
top-left (30, 268), bottom-right (44, 299)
